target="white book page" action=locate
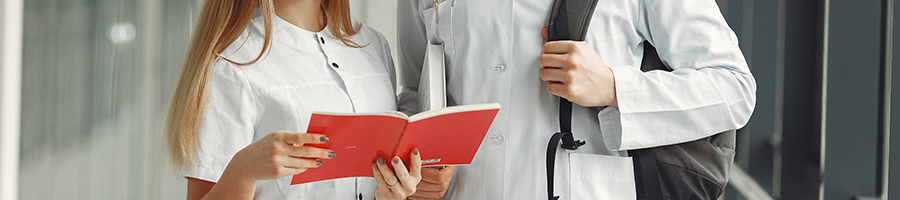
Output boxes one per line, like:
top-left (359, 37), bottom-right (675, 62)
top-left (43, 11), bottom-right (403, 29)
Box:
top-left (418, 42), bottom-right (446, 112)
top-left (408, 103), bottom-right (501, 122)
top-left (312, 110), bottom-right (409, 120)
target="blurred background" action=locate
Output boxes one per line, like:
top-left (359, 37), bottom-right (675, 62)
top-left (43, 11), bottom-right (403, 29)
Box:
top-left (0, 0), bottom-right (897, 199)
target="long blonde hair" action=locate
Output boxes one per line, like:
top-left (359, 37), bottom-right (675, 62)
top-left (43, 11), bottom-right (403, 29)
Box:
top-left (166, 0), bottom-right (361, 168)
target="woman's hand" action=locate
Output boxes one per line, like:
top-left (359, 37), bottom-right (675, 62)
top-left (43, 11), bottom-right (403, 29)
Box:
top-left (223, 131), bottom-right (335, 182)
top-left (373, 148), bottom-right (423, 200)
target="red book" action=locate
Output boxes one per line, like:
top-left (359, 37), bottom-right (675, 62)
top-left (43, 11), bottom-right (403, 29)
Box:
top-left (291, 103), bottom-right (501, 185)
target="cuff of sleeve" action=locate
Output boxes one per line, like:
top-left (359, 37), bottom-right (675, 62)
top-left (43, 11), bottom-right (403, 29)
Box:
top-left (606, 64), bottom-right (643, 116)
top-left (599, 65), bottom-right (644, 151)
top-left (598, 106), bottom-right (624, 151)
top-left (181, 164), bottom-right (225, 183)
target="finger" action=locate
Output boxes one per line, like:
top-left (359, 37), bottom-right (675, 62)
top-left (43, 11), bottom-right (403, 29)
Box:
top-left (540, 68), bottom-right (569, 84)
top-left (542, 27), bottom-right (548, 40)
top-left (281, 167), bottom-right (308, 176)
top-left (411, 191), bottom-right (444, 199)
top-left (377, 157), bottom-right (401, 187)
top-left (410, 190), bottom-right (446, 199)
top-left (439, 166), bottom-right (456, 176)
top-left (373, 162), bottom-right (386, 185)
top-left (286, 145), bottom-right (335, 159)
top-left (390, 156), bottom-right (416, 188)
top-left (410, 148), bottom-right (423, 179)
top-left (438, 166), bottom-right (456, 182)
top-left (419, 167), bottom-right (445, 184)
top-left (539, 53), bottom-right (572, 69)
top-left (542, 41), bottom-right (577, 54)
top-left (278, 132), bottom-right (329, 145)
top-left (547, 83), bottom-right (573, 99)
top-left (372, 163), bottom-right (393, 194)
top-left (281, 157), bottom-right (322, 169)
top-left (415, 181), bottom-right (445, 191)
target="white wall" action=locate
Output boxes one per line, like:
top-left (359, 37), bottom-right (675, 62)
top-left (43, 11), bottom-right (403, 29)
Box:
top-left (350, 0), bottom-right (399, 69)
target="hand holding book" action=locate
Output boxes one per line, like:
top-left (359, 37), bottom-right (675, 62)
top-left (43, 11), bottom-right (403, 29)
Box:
top-left (373, 149), bottom-right (422, 199)
top-left (290, 103), bottom-right (501, 185)
top-left (218, 131), bottom-right (333, 186)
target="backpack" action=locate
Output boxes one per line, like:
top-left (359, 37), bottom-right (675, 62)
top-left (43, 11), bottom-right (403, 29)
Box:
top-left (545, 0), bottom-right (736, 199)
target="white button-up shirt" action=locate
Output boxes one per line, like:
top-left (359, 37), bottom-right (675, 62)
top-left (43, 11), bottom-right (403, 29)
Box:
top-left (397, 0), bottom-right (755, 199)
top-left (181, 14), bottom-right (396, 200)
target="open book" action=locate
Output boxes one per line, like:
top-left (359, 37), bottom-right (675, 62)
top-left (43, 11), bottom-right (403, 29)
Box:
top-left (290, 103), bottom-right (501, 185)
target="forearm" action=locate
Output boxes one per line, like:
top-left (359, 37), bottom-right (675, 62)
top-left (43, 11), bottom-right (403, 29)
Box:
top-left (194, 166), bottom-right (257, 200)
top-left (600, 65), bottom-right (755, 150)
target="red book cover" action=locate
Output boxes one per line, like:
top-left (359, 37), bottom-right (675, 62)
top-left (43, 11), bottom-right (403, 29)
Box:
top-left (291, 103), bottom-right (501, 185)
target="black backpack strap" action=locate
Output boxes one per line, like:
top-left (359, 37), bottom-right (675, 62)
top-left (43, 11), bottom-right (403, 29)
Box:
top-left (629, 149), bottom-right (663, 200)
top-left (545, 0), bottom-right (597, 199)
top-left (630, 41), bottom-right (669, 200)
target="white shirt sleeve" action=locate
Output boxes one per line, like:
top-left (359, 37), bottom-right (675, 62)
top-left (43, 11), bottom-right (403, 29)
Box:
top-left (599, 0), bottom-right (756, 151)
top-left (180, 60), bottom-right (258, 183)
top-left (396, 1), bottom-right (428, 116)
top-left (376, 29), bottom-right (398, 98)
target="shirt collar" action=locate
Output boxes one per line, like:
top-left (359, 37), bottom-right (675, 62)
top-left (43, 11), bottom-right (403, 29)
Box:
top-left (249, 11), bottom-right (331, 48)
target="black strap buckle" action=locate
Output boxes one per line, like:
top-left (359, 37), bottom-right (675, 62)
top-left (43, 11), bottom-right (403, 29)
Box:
top-left (558, 132), bottom-right (586, 150)
top-left (546, 131), bottom-right (586, 200)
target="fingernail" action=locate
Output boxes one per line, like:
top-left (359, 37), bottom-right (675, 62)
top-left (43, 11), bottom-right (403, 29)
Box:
top-left (378, 157), bottom-right (385, 165)
top-left (414, 149), bottom-right (419, 156)
top-left (319, 136), bottom-right (329, 142)
top-left (374, 163), bottom-right (379, 170)
top-left (393, 158), bottom-right (400, 164)
top-left (328, 151), bottom-right (336, 158)
top-left (316, 160), bottom-right (323, 166)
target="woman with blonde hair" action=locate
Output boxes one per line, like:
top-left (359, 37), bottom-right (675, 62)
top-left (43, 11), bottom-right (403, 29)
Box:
top-left (165, 0), bottom-right (420, 199)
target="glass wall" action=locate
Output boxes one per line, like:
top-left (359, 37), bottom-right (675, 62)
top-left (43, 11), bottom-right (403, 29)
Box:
top-left (15, 0), bottom-right (397, 199)
top-left (17, 0), bottom-right (199, 199)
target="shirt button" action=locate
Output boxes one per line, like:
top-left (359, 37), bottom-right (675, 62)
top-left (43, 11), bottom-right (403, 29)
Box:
top-left (493, 64), bottom-right (507, 73)
top-left (490, 133), bottom-right (505, 144)
top-left (332, 63), bottom-right (339, 68)
top-left (320, 37), bottom-right (325, 44)
top-left (357, 193), bottom-right (362, 200)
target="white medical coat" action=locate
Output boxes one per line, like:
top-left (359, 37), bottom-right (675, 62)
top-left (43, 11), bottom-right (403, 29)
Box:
top-left (181, 14), bottom-right (397, 200)
top-left (396, 0), bottom-right (756, 199)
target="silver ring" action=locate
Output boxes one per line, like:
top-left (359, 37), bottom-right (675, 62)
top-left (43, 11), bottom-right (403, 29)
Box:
top-left (387, 182), bottom-right (398, 189)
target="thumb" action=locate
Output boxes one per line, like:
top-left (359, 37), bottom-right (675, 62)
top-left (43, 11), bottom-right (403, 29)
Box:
top-left (542, 27), bottom-right (549, 40)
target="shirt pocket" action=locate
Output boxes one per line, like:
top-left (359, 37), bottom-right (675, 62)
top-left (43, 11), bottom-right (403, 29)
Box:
top-left (567, 152), bottom-right (637, 200)
top-left (421, 0), bottom-right (453, 41)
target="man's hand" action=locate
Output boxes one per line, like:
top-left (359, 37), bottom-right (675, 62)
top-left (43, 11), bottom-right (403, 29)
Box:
top-left (408, 166), bottom-right (455, 200)
top-left (539, 28), bottom-right (618, 108)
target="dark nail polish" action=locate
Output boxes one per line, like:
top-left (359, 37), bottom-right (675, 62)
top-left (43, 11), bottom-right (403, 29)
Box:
top-left (328, 151), bottom-right (336, 158)
top-left (374, 163), bottom-right (379, 170)
top-left (393, 158), bottom-right (400, 164)
top-left (414, 149), bottom-right (419, 156)
top-left (319, 136), bottom-right (329, 142)
top-left (378, 158), bottom-right (385, 165)
top-left (316, 160), bottom-right (323, 166)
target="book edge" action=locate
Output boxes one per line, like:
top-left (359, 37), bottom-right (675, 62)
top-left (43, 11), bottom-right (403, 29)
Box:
top-left (312, 110), bottom-right (409, 119)
top-left (408, 103), bottom-right (501, 122)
